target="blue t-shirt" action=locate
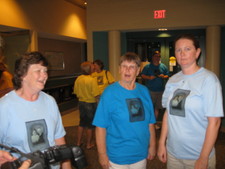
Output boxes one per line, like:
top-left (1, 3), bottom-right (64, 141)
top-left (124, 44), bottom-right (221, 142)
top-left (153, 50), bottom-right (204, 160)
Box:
top-left (93, 82), bottom-right (155, 164)
top-left (141, 63), bottom-right (169, 92)
top-left (162, 68), bottom-right (224, 160)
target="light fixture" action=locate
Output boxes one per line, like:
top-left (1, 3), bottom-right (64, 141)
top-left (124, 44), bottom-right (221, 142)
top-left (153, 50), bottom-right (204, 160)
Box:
top-left (158, 28), bottom-right (168, 31)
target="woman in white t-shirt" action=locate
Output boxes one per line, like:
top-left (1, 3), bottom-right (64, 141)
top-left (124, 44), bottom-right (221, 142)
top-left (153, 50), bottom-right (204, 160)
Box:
top-left (157, 34), bottom-right (224, 169)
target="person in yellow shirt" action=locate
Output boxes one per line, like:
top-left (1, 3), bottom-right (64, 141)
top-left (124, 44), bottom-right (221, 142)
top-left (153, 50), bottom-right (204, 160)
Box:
top-left (0, 62), bottom-right (13, 98)
top-left (74, 61), bottom-right (100, 149)
top-left (92, 59), bottom-right (115, 94)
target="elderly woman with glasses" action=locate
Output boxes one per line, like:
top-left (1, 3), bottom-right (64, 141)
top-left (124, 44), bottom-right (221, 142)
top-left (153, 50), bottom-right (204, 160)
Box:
top-left (93, 52), bottom-right (156, 169)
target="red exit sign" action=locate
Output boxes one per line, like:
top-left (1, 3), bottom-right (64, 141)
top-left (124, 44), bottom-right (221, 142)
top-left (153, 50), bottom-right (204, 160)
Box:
top-left (154, 10), bottom-right (166, 19)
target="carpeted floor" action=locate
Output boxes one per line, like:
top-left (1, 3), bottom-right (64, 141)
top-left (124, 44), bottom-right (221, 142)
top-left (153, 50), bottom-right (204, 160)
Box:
top-left (64, 126), bottom-right (225, 169)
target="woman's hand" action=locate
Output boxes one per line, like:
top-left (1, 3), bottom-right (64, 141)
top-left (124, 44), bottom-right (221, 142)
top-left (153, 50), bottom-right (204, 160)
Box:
top-left (147, 144), bottom-right (156, 160)
top-left (0, 150), bottom-right (14, 165)
top-left (157, 111), bottom-right (168, 163)
top-left (157, 143), bottom-right (167, 163)
top-left (194, 157), bottom-right (208, 169)
top-left (19, 160), bottom-right (32, 169)
top-left (98, 153), bottom-right (110, 169)
top-left (148, 124), bottom-right (156, 160)
top-left (0, 150), bottom-right (31, 169)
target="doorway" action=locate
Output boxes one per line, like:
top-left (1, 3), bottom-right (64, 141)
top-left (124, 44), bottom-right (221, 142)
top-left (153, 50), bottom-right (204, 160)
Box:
top-left (126, 30), bottom-right (206, 75)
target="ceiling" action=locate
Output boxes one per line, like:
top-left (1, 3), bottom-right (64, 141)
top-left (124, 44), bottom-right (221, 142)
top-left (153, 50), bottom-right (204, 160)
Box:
top-left (0, 25), bottom-right (24, 33)
top-left (0, 0), bottom-right (87, 33)
top-left (65, 0), bottom-right (87, 9)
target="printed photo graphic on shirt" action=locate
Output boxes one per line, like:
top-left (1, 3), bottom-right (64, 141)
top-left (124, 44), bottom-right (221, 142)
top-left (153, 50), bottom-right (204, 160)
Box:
top-left (126, 98), bottom-right (145, 122)
top-left (97, 76), bottom-right (104, 85)
top-left (169, 89), bottom-right (190, 117)
top-left (26, 119), bottom-right (50, 152)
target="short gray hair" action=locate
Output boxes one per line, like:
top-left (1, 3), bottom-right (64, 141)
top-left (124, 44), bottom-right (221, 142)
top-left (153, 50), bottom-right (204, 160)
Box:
top-left (119, 52), bottom-right (141, 67)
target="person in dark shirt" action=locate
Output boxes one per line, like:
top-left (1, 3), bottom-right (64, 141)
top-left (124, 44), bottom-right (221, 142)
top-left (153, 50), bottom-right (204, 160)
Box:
top-left (141, 51), bottom-right (169, 129)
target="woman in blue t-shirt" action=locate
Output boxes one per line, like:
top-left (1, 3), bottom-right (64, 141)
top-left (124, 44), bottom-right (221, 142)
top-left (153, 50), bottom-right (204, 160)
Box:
top-left (93, 52), bottom-right (156, 169)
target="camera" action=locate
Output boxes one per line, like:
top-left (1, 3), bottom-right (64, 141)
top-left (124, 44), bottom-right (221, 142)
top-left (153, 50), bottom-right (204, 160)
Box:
top-left (1, 144), bottom-right (87, 169)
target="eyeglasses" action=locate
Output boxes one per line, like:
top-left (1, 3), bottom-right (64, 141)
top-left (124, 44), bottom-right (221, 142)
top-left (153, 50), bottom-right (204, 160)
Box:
top-left (120, 64), bottom-right (137, 71)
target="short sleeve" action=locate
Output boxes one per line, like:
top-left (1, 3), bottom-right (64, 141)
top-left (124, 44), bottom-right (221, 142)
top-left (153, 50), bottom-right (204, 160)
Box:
top-left (141, 65), bottom-right (149, 75)
top-left (162, 64), bottom-right (169, 75)
top-left (107, 71), bottom-right (115, 84)
top-left (202, 75), bottom-right (224, 117)
top-left (50, 97), bottom-right (66, 139)
top-left (92, 90), bottom-right (111, 128)
top-left (162, 79), bottom-right (173, 108)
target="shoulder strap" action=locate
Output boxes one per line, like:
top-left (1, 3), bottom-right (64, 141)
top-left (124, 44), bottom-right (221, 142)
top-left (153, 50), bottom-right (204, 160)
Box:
top-left (105, 70), bottom-right (109, 83)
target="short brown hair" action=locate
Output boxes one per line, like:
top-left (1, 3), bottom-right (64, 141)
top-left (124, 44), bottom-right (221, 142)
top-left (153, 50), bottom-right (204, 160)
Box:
top-left (119, 52), bottom-right (141, 67)
top-left (174, 34), bottom-right (200, 49)
top-left (93, 59), bottom-right (104, 70)
top-left (13, 51), bottom-right (48, 90)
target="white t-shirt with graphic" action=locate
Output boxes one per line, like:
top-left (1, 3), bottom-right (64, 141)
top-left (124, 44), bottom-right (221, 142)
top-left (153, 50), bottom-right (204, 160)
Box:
top-left (162, 67), bottom-right (224, 160)
top-left (0, 91), bottom-right (66, 169)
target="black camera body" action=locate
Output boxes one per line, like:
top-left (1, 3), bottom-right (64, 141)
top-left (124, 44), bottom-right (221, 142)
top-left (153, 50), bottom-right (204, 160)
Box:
top-left (1, 144), bottom-right (87, 169)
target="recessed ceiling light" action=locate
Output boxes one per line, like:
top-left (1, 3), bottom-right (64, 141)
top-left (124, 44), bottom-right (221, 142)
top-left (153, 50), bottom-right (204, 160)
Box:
top-left (158, 28), bottom-right (168, 31)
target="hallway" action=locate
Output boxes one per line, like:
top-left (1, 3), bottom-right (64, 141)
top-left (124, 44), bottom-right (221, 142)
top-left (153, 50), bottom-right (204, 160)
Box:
top-left (61, 109), bottom-right (225, 169)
